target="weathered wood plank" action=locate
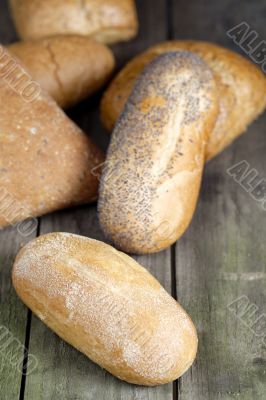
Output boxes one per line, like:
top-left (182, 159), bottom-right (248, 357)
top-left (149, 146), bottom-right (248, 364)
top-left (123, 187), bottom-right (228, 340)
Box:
top-left (22, 1), bottom-right (174, 398)
top-left (0, 226), bottom-right (37, 400)
top-left (176, 133), bottom-right (266, 399)
top-left (170, 0), bottom-right (266, 48)
top-left (171, 1), bottom-right (266, 399)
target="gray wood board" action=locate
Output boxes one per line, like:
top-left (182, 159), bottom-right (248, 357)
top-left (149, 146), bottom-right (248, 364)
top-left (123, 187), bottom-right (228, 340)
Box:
top-left (171, 1), bottom-right (266, 398)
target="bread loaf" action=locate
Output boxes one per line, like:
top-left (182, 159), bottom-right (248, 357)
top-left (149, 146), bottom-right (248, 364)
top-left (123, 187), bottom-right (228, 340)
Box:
top-left (0, 45), bottom-right (103, 229)
top-left (98, 52), bottom-right (218, 254)
top-left (12, 232), bottom-right (198, 386)
top-left (9, 0), bottom-right (138, 45)
top-left (101, 40), bottom-right (266, 160)
top-left (8, 35), bottom-right (115, 109)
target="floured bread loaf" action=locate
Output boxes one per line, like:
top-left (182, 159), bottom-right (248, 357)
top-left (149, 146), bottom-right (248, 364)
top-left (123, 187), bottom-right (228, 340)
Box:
top-left (99, 52), bottom-right (218, 254)
top-left (12, 232), bottom-right (198, 386)
top-left (101, 40), bottom-right (266, 160)
top-left (8, 35), bottom-right (115, 109)
top-left (0, 45), bottom-right (103, 229)
top-left (9, 0), bottom-right (139, 45)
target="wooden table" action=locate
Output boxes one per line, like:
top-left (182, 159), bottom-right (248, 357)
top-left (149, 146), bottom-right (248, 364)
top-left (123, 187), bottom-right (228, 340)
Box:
top-left (0, 0), bottom-right (265, 399)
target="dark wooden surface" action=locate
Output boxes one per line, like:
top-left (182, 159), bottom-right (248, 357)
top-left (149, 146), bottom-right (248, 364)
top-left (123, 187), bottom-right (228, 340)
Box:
top-left (0, 0), bottom-right (265, 399)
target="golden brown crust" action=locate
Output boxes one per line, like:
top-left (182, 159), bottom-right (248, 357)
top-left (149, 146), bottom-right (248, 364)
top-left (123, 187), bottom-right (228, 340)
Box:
top-left (9, 0), bottom-right (138, 44)
top-left (0, 45), bottom-right (104, 229)
top-left (8, 35), bottom-right (115, 109)
top-left (99, 52), bottom-right (218, 254)
top-left (101, 40), bottom-right (266, 160)
top-left (12, 232), bottom-right (198, 386)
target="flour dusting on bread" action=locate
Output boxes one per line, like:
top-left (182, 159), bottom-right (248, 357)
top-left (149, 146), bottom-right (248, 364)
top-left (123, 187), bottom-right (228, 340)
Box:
top-left (13, 232), bottom-right (197, 385)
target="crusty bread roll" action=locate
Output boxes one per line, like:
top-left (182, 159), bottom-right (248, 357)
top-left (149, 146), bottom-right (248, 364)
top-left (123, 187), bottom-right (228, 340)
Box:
top-left (8, 35), bottom-right (115, 109)
top-left (101, 40), bottom-right (266, 160)
top-left (12, 232), bottom-right (198, 386)
top-left (0, 45), bottom-right (103, 229)
top-left (99, 52), bottom-right (219, 254)
top-left (9, 0), bottom-right (138, 45)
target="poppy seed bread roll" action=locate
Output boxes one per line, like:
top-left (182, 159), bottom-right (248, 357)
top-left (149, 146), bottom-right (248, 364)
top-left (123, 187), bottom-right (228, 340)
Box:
top-left (98, 52), bottom-right (219, 254)
top-left (100, 40), bottom-right (266, 160)
top-left (12, 232), bottom-right (198, 386)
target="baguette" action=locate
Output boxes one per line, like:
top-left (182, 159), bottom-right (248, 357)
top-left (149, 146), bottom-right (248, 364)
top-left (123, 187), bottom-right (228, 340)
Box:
top-left (8, 35), bottom-right (115, 109)
top-left (12, 232), bottom-right (198, 386)
top-left (101, 40), bottom-right (266, 160)
top-left (9, 0), bottom-right (138, 45)
top-left (99, 52), bottom-right (218, 254)
top-left (0, 45), bottom-right (103, 229)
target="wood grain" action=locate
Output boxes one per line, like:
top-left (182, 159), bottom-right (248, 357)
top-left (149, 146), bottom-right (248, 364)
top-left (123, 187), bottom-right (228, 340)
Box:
top-left (171, 1), bottom-right (266, 399)
top-left (0, 226), bottom-right (37, 400)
